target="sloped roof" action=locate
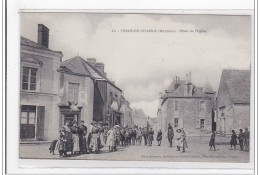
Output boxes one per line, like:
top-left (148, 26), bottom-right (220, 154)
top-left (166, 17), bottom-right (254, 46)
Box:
top-left (59, 56), bottom-right (92, 76)
top-left (203, 81), bottom-right (215, 94)
top-left (166, 81), bottom-right (209, 98)
top-left (21, 36), bottom-right (62, 54)
top-left (221, 69), bottom-right (250, 104)
top-left (132, 109), bottom-right (147, 119)
top-left (59, 56), bottom-right (122, 91)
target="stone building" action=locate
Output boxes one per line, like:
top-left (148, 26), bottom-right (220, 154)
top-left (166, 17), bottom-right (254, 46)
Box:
top-left (58, 56), bottom-right (124, 128)
top-left (147, 117), bottom-right (157, 131)
top-left (157, 73), bottom-right (216, 135)
top-left (20, 24), bottom-right (63, 141)
top-left (216, 69), bottom-right (250, 134)
top-left (57, 56), bottom-right (95, 129)
top-left (120, 100), bottom-right (133, 128)
top-left (132, 109), bottom-right (147, 128)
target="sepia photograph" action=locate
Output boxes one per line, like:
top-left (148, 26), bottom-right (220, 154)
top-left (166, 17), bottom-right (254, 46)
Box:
top-left (19, 12), bottom-right (252, 163)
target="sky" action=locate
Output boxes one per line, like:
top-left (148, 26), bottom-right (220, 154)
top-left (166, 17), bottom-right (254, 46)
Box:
top-left (20, 13), bottom-right (252, 118)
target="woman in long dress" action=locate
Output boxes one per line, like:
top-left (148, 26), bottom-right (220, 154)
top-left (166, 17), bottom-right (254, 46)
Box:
top-left (90, 121), bottom-right (100, 153)
top-left (63, 121), bottom-right (73, 155)
top-left (181, 129), bottom-right (188, 152)
top-left (107, 127), bottom-right (116, 152)
top-left (230, 130), bottom-right (238, 150)
top-left (176, 129), bottom-right (182, 151)
top-left (71, 121), bottom-right (80, 154)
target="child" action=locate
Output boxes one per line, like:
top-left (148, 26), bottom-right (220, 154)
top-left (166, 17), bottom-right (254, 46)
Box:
top-left (209, 131), bottom-right (216, 151)
top-left (58, 127), bottom-right (67, 157)
top-left (156, 130), bottom-right (162, 146)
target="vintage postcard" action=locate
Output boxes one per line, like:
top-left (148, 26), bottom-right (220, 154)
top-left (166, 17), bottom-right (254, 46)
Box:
top-left (19, 12), bottom-right (253, 164)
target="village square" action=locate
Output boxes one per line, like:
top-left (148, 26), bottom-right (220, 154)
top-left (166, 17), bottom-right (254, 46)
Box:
top-left (19, 16), bottom-right (251, 162)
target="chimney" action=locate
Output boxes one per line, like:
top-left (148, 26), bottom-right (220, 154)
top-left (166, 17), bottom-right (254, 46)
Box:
top-left (87, 58), bottom-right (96, 65)
top-left (178, 77), bottom-right (180, 84)
top-left (174, 76), bottom-right (179, 90)
top-left (37, 24), bottom-right (49, 48)
top-left (186, 74), bottom-right (189, 83)
top-left (95, 62), bottom-right (105, 74)
top-left (189, 72), bottom-right (191, 83)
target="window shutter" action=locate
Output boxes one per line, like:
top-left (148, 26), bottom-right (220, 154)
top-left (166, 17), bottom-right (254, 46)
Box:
top-left (196, 119), bottom-right (200, 128)
top-left (36, 106), bottom-right (45, 141)
top-left (179, 118), bottom-right (184, 128)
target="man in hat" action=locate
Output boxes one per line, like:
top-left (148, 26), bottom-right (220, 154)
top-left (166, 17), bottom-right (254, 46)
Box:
top-left (167, 124), bottom-right (174, 147)
top-left (238, 129), bottom-right (244, 151)
top-left (98, 121), bottom-right (104, 148)
top-left (244, 127), bottom-right (250, 152)
top-left (78, 120), bottom-right (88, 153)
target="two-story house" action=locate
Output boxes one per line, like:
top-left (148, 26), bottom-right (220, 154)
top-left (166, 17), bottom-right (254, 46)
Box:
top-left (20, 24), bottom-right (63, 141)
top-left (158, 73), bottom-right (216, 135)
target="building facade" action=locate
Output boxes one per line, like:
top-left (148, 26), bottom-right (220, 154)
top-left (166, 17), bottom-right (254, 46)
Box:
top-left (216, 69), bottom-right (250, 134)
top-left (20, 24), bottom-right (131, 141)
top-left (132, 109), bottom-right (147, 128)
top-left (20, 24), bottom-right (63, 141)
top-left (157, 74), bottom-right (216, 135)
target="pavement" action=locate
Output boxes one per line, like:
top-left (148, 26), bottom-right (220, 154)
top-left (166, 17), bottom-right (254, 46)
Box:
top-left (19, 136), bottom-right (249, 162)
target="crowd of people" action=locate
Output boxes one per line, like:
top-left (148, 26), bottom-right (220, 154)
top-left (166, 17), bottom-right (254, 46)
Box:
top-left (208, 127), bottom-right (250, 152)
top-left (51, 121), bottom-right (250, 157)
top-left (229, 128), bottom-right (250, 151)
top-left (52, 120), bottom-right (159, 157)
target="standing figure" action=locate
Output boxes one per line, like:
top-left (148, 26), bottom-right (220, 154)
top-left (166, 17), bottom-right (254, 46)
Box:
top-left (167, 124), bottom-right (174, 147)
top-left (244, 127), bottom-right (250, 152)
top-left (131, 128), bottom-right (137, 145)
top-left (103, 123), bottom-right (109, 144)
top-left (78, 120), bottom-right (88, 154)
top-left (125, 129), bottom-right (130, 146)
top-left (120, 128), bottom-right (126, 146)
top-left (238, 129), bottom-right (244, 151)
top-left (147, 128), bottom-right (154, 146)
top-left (90, 121), bottom-right (100, 153)
top-left (98, 122), bottom-right (105, 148)
top-left (71, 121), bottom-right (80, 154)
top-left (136, 127), bottom-right (142, 146)
top-left (157, 130), bottom-right (163, 146)
top-left (58, 127), bottom-right (67, 157)
top-left (230, 130), bottom-right (238, 150)
top-left (141, 128), bottom-right (147, 146)
top-left (64, 121), bottom-right (73, 155)
top-left (209, 131), bottom-right (216, 151)
top-left (87, 122), bottom-right (94, 152)
top-left (176, 129), bottom-right (182, 151)
top-left (107, 126), bottom-right (117, 152)
top-left (181, 129), bottom-right (188, 152)
top-left (115, 127), bottom-right (121, 147)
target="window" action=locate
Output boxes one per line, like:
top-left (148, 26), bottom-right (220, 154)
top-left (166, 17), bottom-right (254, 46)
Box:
top-left (199, 101), bottom-right (206, 111)
top-left (20, 105), bottom-right (36, 139)
top-left (174, 118), bottom-right (179, 128)
top-left (175, 101), bottom-right (179, 111)
top-left (22, 67), bottom-right (37, 91)
top-left (200, 119), bottom-right (205, 128)
top-left (68, 83), bottom-right (79, 104)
